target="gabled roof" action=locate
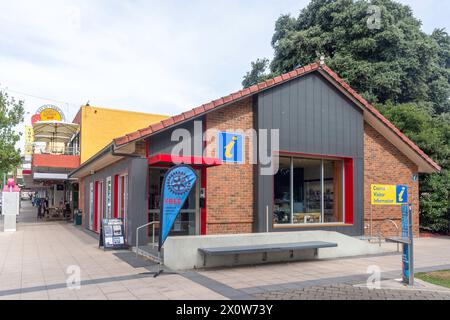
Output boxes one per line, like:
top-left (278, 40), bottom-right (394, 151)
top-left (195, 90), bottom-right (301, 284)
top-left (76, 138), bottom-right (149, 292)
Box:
top-left (112, 61), bottom-right (440, 173)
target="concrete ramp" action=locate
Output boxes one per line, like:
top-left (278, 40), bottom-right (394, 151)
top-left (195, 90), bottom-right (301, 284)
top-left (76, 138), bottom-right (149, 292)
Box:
top-left (164, 231), bottom-right (395, 270)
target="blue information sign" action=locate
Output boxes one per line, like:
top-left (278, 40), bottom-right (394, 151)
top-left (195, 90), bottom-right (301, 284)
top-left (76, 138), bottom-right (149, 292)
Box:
top-left (401, 204), bottom-right (411, 284)
top-left (159, 165), bottom-right (197, 251)
top-left (396, 185), bottom-right (408, 204)
top-left (218, 132), bottom-right (243, 164)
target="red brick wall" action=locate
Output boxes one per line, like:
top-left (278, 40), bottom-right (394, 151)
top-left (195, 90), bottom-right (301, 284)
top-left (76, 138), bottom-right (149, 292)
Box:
top-left (205, 98), bottom-right (255, 234)
top-left (364, 123), bottom-right (420, 237)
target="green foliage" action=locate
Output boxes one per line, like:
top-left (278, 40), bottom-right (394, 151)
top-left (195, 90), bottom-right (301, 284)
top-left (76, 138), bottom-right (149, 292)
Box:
top-left (243, 0), bottom-right (450, 232)
top-left (242, 58), bottom-right (271, 88)
top-left (379, 103), bottom-right (450, 232)
top-left (0, 90), bottom-right (25, 178)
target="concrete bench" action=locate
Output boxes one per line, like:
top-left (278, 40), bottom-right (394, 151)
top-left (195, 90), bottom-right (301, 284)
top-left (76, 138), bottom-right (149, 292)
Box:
top-left (198, 241), bottom-right (338, 267)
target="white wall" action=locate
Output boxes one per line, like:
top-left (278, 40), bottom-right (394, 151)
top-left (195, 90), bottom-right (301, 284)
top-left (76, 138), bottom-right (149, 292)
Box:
top-left (164, 231), bottom-right (394, 270)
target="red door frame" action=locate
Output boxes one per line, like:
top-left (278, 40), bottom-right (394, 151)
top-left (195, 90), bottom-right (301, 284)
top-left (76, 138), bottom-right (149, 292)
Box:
top-left (94, 181), bottom-right (99, 232)
top-left (113, 175), bottom-right (119, 219)
top-left (93, 180), bottom-right (104, 233)
top-left (200, 167), bottom-right (207, 235)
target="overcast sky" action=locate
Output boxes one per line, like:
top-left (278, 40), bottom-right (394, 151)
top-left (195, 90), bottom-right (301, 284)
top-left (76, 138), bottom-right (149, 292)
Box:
top-left (1, 0), bottom-right (449, 151)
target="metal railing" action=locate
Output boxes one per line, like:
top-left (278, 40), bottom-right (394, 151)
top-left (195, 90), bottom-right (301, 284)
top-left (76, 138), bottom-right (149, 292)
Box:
top-left (136, 221), bottom-right (160, 258)
top-left (376, 219), bottom-right (400, 252)
top-left (34, 146), bottom-right (80, 156)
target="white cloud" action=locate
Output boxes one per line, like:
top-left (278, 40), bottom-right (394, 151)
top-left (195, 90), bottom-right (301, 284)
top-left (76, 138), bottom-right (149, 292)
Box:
top-left (0, 0), bottom-right (447, 152)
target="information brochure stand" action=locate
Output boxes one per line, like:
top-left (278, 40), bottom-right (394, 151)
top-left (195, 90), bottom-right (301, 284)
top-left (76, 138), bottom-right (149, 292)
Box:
top-left (387, 204), bottom-right (414, 286)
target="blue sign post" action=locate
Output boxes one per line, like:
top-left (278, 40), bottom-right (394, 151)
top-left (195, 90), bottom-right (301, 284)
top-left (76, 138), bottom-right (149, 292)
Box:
top-left (385, 189), bottom-right (414, 286)
top-left (159, 165), bottom-right (198, 252)
top-left (401, 204), bottom-right (414, 286)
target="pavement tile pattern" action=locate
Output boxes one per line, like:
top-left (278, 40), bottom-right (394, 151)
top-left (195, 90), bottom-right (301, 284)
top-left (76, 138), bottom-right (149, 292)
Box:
top-left (1, 201), bottom-right (450, 300)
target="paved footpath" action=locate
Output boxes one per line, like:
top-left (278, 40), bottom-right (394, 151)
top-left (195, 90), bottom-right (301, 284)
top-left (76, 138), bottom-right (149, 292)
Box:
top-left (0, 201), bottom-right (450, 300)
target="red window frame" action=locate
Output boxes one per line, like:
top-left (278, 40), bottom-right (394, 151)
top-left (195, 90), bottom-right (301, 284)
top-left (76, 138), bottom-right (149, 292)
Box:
top-left (274, 151), bottom-right (354, 226)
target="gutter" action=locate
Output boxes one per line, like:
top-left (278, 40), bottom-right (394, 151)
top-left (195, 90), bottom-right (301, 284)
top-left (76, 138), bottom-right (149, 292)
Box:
top-left (69, 143), bottom-right (143, 178)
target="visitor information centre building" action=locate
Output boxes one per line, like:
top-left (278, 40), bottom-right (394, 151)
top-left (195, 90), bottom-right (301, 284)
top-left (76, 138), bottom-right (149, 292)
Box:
top-left (69, 61), bottom-right (440, 247)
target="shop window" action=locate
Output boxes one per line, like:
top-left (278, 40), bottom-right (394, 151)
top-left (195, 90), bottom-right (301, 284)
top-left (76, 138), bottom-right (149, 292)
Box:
top-left (323, 160), bottom-right (344, 223)
top-left (274, 156), bottom-right (347, 226)
top-left (293, 158), bottom-right (322, 224)
top-left (274, 157), bottom-right (291, 224)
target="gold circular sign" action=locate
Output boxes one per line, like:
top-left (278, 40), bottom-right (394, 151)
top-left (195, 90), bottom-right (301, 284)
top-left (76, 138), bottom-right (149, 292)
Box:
top-left (40, 108), bottom-right (62, 121)
top-left (35, 105), bottom-right (66, 122)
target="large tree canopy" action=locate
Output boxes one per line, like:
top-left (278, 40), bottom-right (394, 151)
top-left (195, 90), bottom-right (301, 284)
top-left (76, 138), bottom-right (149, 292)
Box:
top-left (243, 0), bottom-right (450, 232)
top-left (0, 90), bottom-right (25, 179)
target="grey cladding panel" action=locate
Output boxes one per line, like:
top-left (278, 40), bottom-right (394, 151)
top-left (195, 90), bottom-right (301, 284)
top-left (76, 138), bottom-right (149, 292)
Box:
top-left (256, 72), bottom-right (364, 236)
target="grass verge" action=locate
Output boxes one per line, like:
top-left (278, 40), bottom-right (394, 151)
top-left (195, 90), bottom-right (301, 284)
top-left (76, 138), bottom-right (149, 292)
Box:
top-left (416, 270), bottom-right (450, 288)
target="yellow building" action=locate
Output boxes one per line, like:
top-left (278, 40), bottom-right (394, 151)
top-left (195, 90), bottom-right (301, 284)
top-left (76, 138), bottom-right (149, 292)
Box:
top-left (73, 106), bottom-right (168, 163)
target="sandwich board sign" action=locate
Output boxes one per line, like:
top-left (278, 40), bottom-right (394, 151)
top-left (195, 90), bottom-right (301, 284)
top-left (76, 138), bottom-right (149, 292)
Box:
top-left (99, 218), bottom-right (127, 250)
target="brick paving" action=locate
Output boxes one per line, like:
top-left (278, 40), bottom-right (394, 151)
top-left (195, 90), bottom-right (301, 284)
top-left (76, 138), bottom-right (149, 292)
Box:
top-left (256, 282), bottom-right (450, 300)
top-left (0, 201), bottom-right (226, 300)
top-left (1, 201), bottom-right (450, 300)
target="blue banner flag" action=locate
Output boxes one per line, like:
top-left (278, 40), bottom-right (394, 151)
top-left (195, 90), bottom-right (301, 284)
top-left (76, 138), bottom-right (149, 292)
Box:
top-left (159, 165), bottom-right (197, 251)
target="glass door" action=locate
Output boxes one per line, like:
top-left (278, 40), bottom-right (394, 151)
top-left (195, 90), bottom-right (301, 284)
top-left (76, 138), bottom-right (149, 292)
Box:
top-left (148, 168), bottom-right (200, 241)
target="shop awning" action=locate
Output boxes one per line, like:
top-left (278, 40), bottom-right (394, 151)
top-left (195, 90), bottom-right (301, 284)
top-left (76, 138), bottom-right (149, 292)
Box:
top-left (33, 121), bottom-right (79, 144)
top-left (33, 172), bottom-right (70, 180)
top-left (148, 154), bottom-right (222, 167)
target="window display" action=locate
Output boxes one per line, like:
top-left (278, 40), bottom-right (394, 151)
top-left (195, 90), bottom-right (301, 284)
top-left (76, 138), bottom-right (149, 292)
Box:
top-left (274, 156), bottom-right (345, 226)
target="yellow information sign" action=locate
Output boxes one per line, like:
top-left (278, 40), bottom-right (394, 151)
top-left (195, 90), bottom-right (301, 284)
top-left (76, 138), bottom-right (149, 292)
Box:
top-left (371, 184), bottom-right (408, 206)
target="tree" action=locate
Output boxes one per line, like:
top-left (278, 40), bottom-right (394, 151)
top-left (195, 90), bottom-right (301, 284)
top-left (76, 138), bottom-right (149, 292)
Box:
top-left (0, 90), bottom-right (25, 180)
top-left (242, 58), bottom-right (271, 89)
top-left (243, 0), bottom-right (450, 233)
top-left (243, 0), bottom-right (450, 112)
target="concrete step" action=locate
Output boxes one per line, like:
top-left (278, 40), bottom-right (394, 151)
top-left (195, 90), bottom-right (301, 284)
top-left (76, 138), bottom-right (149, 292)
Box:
top-left (133, 245), bottom-right (163, 264)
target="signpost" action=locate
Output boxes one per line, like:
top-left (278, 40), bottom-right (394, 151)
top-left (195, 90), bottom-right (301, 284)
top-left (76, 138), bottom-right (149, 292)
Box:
top-left (401, 204), bottom-right (414, 286)
top-left (374, 184), bottom-right (415, 286)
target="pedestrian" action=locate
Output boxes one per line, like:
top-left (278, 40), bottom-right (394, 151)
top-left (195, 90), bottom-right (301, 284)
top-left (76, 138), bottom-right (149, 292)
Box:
top-left (37, 198), bottom-right (42, 219)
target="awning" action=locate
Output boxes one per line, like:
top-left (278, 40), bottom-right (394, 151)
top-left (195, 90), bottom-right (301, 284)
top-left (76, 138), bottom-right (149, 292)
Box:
top-left (33, 121), bottom-right (79, 144)
top-left (148, 154), bottom-right (222, 167)
top-left (33, 172), bottom-right (70, 180)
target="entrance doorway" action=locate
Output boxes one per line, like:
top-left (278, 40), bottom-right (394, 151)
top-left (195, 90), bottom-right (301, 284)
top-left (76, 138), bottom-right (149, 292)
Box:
top-left (148, 168), bottom-right (200, 242)
top-left (94, 180), bottom-right (104, 233)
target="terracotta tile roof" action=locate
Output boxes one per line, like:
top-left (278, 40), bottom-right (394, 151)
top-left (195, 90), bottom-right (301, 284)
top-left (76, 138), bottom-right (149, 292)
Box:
top-left (114, 62), bottom-right (321, 146)
top-left (321, 65), bottom-right (441, 172)
top-left (113, 61), bottom-right (440, 172)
